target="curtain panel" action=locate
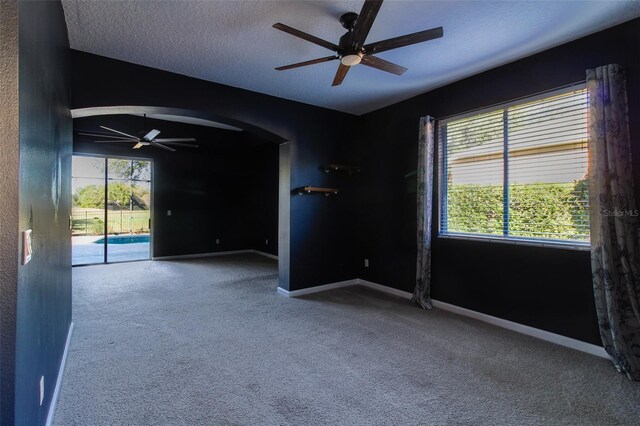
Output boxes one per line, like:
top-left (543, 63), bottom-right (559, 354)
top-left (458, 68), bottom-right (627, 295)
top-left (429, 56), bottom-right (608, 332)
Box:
top-left (587, 64), bottom-right (640, 380)
top-left (413, 116), bottom-right (435, 309)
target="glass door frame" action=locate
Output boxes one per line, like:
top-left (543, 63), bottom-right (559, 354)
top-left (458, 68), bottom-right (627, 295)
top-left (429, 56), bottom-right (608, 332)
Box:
top-left (72, 153), bottom-right (154, 265)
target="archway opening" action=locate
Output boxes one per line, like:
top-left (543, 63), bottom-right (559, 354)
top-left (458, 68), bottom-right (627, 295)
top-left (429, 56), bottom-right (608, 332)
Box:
top-left (71, 105), bottom-right (290, 290)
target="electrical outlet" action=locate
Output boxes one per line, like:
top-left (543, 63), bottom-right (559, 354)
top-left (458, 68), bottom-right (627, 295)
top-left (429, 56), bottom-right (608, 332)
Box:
top-left (39, 376), bottom-right (44, 406)
top-left (265, 239), bottom-right (269, 245)
top-left (364, 259), bottom-right (369, 268)
top-left (215, 238), bottom-right (220, 245)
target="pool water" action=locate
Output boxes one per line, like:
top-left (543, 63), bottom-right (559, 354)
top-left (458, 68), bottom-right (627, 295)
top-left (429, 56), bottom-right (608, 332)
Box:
top-left (95, 235), bottom-right (150, 244)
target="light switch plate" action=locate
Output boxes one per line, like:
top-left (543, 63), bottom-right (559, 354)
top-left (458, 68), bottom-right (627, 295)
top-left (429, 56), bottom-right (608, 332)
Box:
top-left (23, 230), bottom-right (32, 265)
top-left (39, 376), bottom-right (44, 406)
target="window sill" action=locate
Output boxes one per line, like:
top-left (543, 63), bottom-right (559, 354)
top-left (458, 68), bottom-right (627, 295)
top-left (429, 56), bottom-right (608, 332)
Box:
top-left (437, 233), bottom-right (590, 251)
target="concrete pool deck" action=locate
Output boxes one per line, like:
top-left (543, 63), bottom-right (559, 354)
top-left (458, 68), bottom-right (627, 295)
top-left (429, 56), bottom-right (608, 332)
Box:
top-left (72, 234), bottom-right (150, 265)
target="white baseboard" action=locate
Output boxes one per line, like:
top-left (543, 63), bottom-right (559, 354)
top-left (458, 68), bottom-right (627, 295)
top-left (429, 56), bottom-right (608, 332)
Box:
top-left (277, 279), bottom-right (358, 297)
top-left (357, 279), bottom-right (413, 300)
top-left (46, 321), bottom-right (74, 426)
top-left (430, 299), bottom-right (609, 359)
top-left (153, 249), bottom-right (278, 261)
top-left (153, 250), bottom-right (252, 260)
top-left (279, 278), bottom-right (609, 359)
top-left (253, 250), bottom-right (278, 260)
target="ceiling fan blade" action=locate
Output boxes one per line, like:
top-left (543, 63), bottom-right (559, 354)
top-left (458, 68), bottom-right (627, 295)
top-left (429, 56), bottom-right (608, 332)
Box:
top-left (156, 142), bottom-right (199, 148)
top-left (92, 139), bottom-right (138, 143)
top-left (150, 142), bottom-right (176, 152)
top-left (332, 63), bottom-right (350, 86)
top-left (153, 138), bottom-right (197, 143)
top-left (276, 56), bottom-right (338, 71)
top-left (143, 129), bottom-right (161, 141)
top-left (364, 27), bottom-right (443, 54)
top-left (273, 23), bottom-right (339, 52)
top-left (351, 0), bottom-right (383, 48)
top-left (100, 126), bottom-right (138, 139)
top-left (132, 142), bottom-right (144, 149)
top-left (77, 131), bottom-right (136, 140)
top-left (360, 54), bottom-right (407, 75)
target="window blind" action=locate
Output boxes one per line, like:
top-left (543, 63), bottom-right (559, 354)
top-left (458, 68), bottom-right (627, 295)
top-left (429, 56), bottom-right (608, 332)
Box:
top-left (439, 87), bottom-right (590, 244)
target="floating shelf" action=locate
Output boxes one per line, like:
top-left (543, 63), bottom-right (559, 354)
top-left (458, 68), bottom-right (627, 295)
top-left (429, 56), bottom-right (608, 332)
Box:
top-left (321, 164), bottom-right (361, 174)
top-left (293, 186), bottom-right (339, 196)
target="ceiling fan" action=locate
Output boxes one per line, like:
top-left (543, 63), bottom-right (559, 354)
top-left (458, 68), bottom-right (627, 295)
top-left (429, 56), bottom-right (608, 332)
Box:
top-left (273, 0), bottom-right (443, 86)
top-left (77, 117), bottom-right (198, 152)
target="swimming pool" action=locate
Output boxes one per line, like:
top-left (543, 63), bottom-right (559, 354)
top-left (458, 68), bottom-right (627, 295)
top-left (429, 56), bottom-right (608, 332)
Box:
top-left (95, 234), bottom-right (150, 244)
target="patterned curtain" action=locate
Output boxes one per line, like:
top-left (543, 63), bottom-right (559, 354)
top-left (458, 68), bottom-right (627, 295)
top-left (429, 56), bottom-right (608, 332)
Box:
top-left (413, 116), bottom-right (435, 310)
top-left (587, 64), bottom-right (640, 380)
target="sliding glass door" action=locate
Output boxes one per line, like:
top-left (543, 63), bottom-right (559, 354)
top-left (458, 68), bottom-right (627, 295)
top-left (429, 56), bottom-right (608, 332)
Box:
top-left (71, 156), bottom-right (106, 265)
top-left (72, 155), bottom-right (152, 266)
top-left (106, 158), bottom-right (152, 262)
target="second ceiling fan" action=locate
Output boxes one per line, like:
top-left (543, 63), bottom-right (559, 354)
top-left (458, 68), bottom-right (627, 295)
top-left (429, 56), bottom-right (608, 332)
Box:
top-left (273, 0), bottom-right (443, 86)
top-left (78, 115), bottom-right (199, 152)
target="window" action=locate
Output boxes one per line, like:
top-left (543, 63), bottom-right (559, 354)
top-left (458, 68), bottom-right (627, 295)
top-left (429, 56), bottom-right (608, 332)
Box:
top-left (438, 86), bottom-right (589, 247)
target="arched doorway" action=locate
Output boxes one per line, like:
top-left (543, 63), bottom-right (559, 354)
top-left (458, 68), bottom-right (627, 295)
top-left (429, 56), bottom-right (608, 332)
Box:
top-left (71, 105), bottom-right (291, 291)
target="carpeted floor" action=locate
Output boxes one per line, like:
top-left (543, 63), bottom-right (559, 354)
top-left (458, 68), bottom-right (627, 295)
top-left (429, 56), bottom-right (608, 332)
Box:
top-left (55, 254), bottom-right (640, 425)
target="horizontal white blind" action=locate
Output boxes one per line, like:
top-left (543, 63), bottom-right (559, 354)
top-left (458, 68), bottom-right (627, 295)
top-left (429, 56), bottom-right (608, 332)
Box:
top-left (439, 87), bottom-right (589, 243)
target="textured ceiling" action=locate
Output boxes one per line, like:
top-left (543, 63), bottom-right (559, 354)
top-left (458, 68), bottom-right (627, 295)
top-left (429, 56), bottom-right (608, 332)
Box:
top-left (62, 0), bottom-right (640, 115)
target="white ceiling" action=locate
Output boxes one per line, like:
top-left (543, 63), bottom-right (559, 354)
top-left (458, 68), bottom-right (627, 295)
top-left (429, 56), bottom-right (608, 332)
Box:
top-left (62, 0), bottom-right (640, 115)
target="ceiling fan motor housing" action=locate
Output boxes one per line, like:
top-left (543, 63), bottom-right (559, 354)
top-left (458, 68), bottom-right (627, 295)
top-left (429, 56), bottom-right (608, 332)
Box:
top-left (339, 12), bottom-right (359, 30)
top-left (338, 11), bottom-right (363, 65)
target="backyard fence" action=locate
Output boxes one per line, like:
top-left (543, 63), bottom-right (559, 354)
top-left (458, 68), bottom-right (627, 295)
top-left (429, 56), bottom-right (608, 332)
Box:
top-left (72, 209), bottom-right (150, 236)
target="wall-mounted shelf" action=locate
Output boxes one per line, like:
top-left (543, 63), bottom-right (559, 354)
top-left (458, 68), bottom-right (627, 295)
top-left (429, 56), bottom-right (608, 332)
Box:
top-left (293, 186), bottom-right (339, 196)
top-left (321, 164), bottom-right (361, 174)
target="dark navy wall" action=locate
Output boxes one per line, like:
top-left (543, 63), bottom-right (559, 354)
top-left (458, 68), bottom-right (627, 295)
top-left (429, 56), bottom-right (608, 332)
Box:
top-left (73, 115), bottom-right (279, 258)
top-left (0, 1), bottom-right (20, 423)
top-left (356, 18), bottom-right (640, 345)
top-left (67, 11), bottom-right (640, 350)
top-left (71, 52), bottom-right (358, 289)
top-left (13, 1), bottom-right (73, 425)
top-left (250, 141), bottom-right (279, 256)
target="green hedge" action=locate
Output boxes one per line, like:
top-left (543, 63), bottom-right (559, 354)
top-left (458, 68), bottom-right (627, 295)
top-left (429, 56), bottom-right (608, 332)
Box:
top-left (445, 180), bottom-right (589, 241)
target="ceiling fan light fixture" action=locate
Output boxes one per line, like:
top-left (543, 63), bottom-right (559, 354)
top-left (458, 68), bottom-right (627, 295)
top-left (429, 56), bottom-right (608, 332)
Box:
top-left (340, 52), bottom-right (363, 66)
top-left (274, 0), bottom-right (444, 85)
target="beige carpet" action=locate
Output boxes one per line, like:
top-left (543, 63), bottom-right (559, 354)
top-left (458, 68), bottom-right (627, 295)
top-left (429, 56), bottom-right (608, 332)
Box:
top-left (54, 254), bottom-right (640, 425)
